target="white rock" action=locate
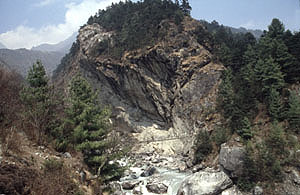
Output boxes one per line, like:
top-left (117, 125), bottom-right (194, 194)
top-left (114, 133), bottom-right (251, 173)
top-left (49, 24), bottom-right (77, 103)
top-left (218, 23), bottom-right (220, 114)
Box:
top-left (177, 168), bottom-right (233, 195)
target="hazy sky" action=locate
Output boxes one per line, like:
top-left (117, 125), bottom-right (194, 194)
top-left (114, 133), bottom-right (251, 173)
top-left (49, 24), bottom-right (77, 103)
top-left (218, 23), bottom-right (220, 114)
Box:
top-left (0, 0), bottom-right (299, 49)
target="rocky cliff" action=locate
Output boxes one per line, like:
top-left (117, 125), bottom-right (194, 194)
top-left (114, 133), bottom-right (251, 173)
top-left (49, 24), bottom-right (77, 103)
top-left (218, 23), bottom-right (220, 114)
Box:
top-left (54, 17), bottom-right (224, 157)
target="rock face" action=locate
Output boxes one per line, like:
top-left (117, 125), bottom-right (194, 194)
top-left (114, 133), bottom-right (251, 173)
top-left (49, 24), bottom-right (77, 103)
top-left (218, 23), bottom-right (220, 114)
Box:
top-left (54, 17), bottom-right (224, 156)
top-left (177, 168), bottom-right (233, 195)
top-left (219, 144), bottom-right (245, 178)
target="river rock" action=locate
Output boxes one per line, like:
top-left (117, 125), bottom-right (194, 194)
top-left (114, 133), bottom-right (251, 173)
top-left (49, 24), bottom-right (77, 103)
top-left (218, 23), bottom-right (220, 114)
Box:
top-left (121, 180), bottom-right (141, 190)
top-left (252, 186), bottom-right (263, 195)
top-left (192, 164), bottom-right (204, 173)
top-left (141, 166), bottom-right (158, 177)
top-left (146, 182), bottom-right (168, 194)
top-left (219, 144), bottom-right (245, 178)
top-left (177, 168), bottom-right (233, 195)
top-left (221, 185), bottom-right (243, 195)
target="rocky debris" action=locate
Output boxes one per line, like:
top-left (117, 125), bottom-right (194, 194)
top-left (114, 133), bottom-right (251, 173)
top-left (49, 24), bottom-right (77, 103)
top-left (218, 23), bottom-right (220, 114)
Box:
top-left (146, 182), bottom-right (168, 194)
top-left (221, 185), bottom-right (244, 195)
top-left (296, 150), bottom-right (300, 164)
top-left (133, 186), bottom-right (143, 195)
top-left (219, 144), bottom-right (245, 178)
top-left (0, 144), bottom-right (2, 163)
top-left (291, 169), bottom-right (300, 185)
top-left (192, 163), bottom-right (204, 173)
top-left (121, 180), bottom-right (141, 190)
top-left (177, 168), bottom-right (233, 195)
top-left (108, 182), bottom-right (124, 195)
top-left (141, 166), bottom-right (159, 177)
top-left (63, 152), bottom-right (72, 158)
top-left (252, 186), bottom-right (263, 195)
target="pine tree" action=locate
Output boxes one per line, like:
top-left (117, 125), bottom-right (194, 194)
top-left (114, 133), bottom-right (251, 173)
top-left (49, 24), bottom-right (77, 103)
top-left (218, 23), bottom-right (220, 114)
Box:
top-left (266, 122), bottom-right (286, 156)
top-left (253, 57), bottom-right (284, 100)
top-left (286, 91), bottom-right (300, 133)
top-left (20, 61), bottom-right (54, 143)
top-left (268, 88), bottom-right (283, 121)
top-left (66, 75), bottom-right (123, 180)
top-left (267, 18), bottom-right (285, 39)
top-left (180, 0), bottom-right (191, 15)
top-left (237, 117), bottom-right (253, 140)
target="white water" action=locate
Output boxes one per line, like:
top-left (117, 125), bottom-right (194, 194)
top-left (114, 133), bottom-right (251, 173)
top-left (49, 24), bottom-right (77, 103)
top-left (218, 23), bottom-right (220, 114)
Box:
top-left (119, 166), bottom-right (192, 195)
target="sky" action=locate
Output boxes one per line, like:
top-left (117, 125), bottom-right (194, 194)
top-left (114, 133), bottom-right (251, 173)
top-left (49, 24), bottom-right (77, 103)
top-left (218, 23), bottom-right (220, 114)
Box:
top-left (0, 0), bottom-right (299, 49)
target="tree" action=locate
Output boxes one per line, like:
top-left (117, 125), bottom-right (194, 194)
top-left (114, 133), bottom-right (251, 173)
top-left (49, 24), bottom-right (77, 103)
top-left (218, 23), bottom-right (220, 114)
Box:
top-left (66, 75), bottom-right (123, 181)
top-left (253, 57), bottom-right (284, 100)
top-left (193, 130), bottom-right (212, 164)
top-left (180, 0), bottom-right (191, 15)
top-left (268, 88), bottom-right (283, 121)
top-left (267, 18), bottom-right (285, 39)
top-left (20, 61), bottom-right (55, 143)
top-left (237, 117), bottom-right (253, 140)
top-left (286, 91), bottom-right (300, 133)
top-left (266, 122), bottom-right (286, 156)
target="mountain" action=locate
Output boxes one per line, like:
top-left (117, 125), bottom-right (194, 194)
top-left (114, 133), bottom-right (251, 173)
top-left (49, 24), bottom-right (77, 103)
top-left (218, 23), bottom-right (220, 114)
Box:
top-left (229, 26), bottom-right (263, 39)
top-left (54, 2), bottom-right (223, 157)
top-left (0, 42), bottom-right (6, 49)
top-left (31, 32), bottom-right (77, 54)
top-left (0, 48), bottom-right (64, 76)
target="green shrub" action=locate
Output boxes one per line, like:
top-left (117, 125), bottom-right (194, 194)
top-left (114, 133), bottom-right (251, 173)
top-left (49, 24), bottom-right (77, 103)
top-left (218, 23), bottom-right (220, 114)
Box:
top-left (193, 131), bottom-right (212, 164)
top-left (43, 158), bottom-right (64, 172)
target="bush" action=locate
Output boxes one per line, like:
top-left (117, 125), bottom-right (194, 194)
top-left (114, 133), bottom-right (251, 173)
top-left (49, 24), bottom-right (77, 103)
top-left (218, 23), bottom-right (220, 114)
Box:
top-left (193, 131), bottom-right (212, 164)
top-left (43, 158), bottom-right (64, 172)
top-left (212, 126), bottom-right (229, 147)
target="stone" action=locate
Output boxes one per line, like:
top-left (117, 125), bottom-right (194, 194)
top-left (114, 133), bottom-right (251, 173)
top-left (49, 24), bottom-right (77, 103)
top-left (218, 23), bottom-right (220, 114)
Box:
top-left (291, 169), bottom-right (300, 185)
top-left (141, 167), bottom-right (158, 177)
top-left (177, 168), bottom-right (233, 195)
top-left (146, 182), bottom-right (168, 194)
top-left (252, 186), bottom-right (263, 195)
top-left (121, 180), bottom-right (141, 190)
top-left (108, 182), bottom-right (123, 195)
top-left (63, 152), bottom-right (72, 158)
top-left (133, 186), bottom-right (143, 195)
top-left (219, 144), bottom-right (245, 178)
top-left (221, 185), bottom-right (244, 195)
top-left (192, 164), bottom-right (204, 173)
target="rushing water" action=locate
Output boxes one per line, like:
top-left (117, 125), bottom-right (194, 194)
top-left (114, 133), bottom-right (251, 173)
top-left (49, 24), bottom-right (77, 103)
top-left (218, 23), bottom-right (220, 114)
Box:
top-left (119, 165), bottom-right (192, 195)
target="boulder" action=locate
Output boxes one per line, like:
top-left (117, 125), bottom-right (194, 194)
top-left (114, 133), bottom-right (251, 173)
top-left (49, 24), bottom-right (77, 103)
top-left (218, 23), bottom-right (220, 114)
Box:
top-left (192, 164), bottom-right (204, 173)
top-left (121, 180), bottom-right (141, 190)
top-left (141, 166), bottom-right (158, 177)
top-left (177, 168), bottom-right (233, 195)
top-left (252, 186), bottom-right (263, 195)
top-left (146, 182), bottom-right (168, 194)
top-left (219, 144), bottom-right (245, 178)
top-left (63, 152), bottom-right (72, 158)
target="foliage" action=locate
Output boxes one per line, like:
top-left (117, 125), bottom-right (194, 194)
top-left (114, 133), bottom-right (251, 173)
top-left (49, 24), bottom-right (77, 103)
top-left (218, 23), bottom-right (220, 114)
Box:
top-left (237, 117), bottom-right (253, 140)
top-left (212, 126), bottom-right (229, 147)
top-left (266, 122), bottom-right (286, 156)
top-left (237, 142), bottom-right (257, 191)
top-left (286, 91), bottom-right (300, 133)
top-left (267, 88), bottom-right (283, 121)
top-left (20, 61), bottom-right (60, 144)
top-left (193, 131), bottom-right (212, 164)
top-left (87, 0), bottom-right (184, 58)
top-left (43, 158), bottom-right (64, 172)
top-left (63, 75), bottom-right (124, 182)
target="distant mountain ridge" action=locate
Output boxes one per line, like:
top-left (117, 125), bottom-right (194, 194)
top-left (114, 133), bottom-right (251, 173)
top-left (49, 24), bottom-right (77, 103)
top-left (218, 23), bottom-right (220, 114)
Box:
top-left (0, 42), bottom-right (6, 49)
top-left (0, 48), bottom-right (64, 77)
top-left (229, 26), bottom-right (263, 39)
top-left (31, 33), bottom-right (77, 54)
